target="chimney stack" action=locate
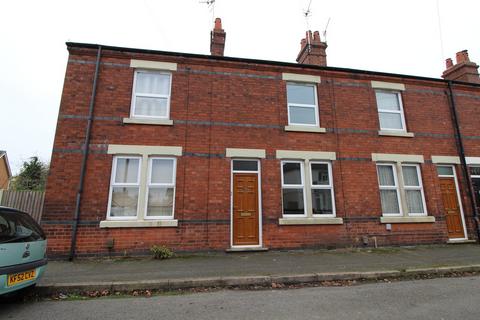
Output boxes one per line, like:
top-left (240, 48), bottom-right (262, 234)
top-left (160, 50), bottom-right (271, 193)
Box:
top-left (442, 50), bottom-right (480, 84)
top-left (210, 18), bottom-right (226, 56)
top-left (296, 30), bottom-right (327, 66)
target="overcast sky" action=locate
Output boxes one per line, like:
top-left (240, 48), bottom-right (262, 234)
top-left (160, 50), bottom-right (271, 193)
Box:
top-left (1, 0), bottom-right (479, 174)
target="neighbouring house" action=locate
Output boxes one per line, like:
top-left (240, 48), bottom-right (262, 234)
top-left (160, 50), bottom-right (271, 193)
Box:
top-left (0, 151), bottom-right (11, 190)
top-left (43, 18), bottom-right (480, 258)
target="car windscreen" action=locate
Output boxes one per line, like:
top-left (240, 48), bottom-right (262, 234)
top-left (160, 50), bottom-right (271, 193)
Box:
top-left (0, 209), bottom-right (46, 244)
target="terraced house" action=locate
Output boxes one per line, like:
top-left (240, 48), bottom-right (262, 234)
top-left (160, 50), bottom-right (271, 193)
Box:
top-left (43, 18), bottom-right (480, 258)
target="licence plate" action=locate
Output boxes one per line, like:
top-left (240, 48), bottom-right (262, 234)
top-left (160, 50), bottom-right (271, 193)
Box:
top-left (7, 269), bottom-right (36, 287)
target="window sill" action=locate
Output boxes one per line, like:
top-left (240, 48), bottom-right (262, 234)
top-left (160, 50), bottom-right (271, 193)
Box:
top-left (380, 216), bottom-right (435, 224)
top-left (284, 126), bottom-right (327, 133)
top-left (279, 217), bottom-right (343, 225)
top-left (99, 219), bottom-right (178, 228)
top-left (378, 130), bottom-right (414, 138)
top-left (123, 118), bottom-right (174, 126)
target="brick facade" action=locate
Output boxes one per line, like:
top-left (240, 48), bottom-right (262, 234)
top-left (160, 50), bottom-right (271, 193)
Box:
top-left (42, 42), bottom-right (480, 258)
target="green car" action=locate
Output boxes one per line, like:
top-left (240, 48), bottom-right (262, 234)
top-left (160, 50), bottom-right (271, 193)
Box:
top-left (0, 206), bottom-right (47, 295)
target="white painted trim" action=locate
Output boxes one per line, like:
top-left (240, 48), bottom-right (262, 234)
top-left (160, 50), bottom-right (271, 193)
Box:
top-left (123, 118), bottom-right (174, 126)
top-left (378, 130), bottom-right (414, 138)
top-left (278, 217), bottom-right (343, 225)
top-left (100, 220), bottom-right (178, 228)
top-left (372, 153), bottom-right (424, 163)
top-left (371, 81), bottom-right (406, 91)
top-left (230, 159), bottom-right (263, 248)
top-left (380, 216), bottom-right (435, 223)
top-left (276, 150), bottom-right (336, 161)
top-left (466, 157), bottom-right (480, 165)
top-left (108, 145), bottom-right (182, 156)
top-left (226, 148), bottom-right (266, 159)
top-left (432, 156), bottom-right (461, 164)
top-left (282, 73), bottom-right (321, 83)
top-left (130, 59), bottom-right (177, 71)
top-left (285, 126), bottom-right (327, 133)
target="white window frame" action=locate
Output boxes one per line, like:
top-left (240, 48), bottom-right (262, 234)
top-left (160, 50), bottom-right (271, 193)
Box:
top-left (375, 90), bottom-right (407, 132)
top-left (286, 82), bottom-right (319, 127)
top-left (144, 157), bottom-right (177, 220)
top-left (310, 161), bottom-right (336, 217)
top-left (281, 160), bottom-right (307, 217)
top-left (402, 164), bottom-right (427, 216)
top-left (106, 156), bottom-right (142, 220)
top-left (377, 163), bottom-right (403, 217)
top-left (130, 69), bottom-right (172, 120)
top-left (377, 163), bottom-right (428, 217)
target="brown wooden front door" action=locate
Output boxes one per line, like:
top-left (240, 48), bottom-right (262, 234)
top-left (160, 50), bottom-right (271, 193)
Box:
top-left (439, 177), bottom-right (465, 239)
top-left (233, 173), bottom-right (259, 246)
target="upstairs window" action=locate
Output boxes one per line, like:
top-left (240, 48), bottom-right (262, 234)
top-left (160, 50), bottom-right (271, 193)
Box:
top-left (286, 83), bottom-right (319, 126)
top-left (131, 70), bottom-right (171, 119)
top-left (375, 90), bottom-right (406, 131)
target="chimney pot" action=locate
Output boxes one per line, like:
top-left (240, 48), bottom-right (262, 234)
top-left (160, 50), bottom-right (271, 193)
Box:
top-left (445, 58), bottom-right (453, 69)
top-left (455, 50), bottom-right (470, 64)
top-left (214, 17), bottom-right (222, 30)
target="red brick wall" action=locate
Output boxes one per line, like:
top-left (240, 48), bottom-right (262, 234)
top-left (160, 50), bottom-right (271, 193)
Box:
top-left (42, 46), bottom-right (480, 257)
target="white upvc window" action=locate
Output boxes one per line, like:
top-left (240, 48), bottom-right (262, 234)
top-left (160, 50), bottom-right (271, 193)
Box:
top-left (376, 163), bottom-right (427, 217)
top-left (145, 158), bottom-right (177, 219)
top-left (131, 70), bottom-right (172, 119)
top-left (375, 90), bottom-right (406, 131)
top-left (107, 156), bottom-right (142, 220)
top-left (281, 161), bottom-right (306, 216)
top-left (310, 162), bottom-right (336, 216)
top-left (377, 164), bottom-right (402, 216)
top-left (402, 164), bottom-right (427, 216)
top-left (286, 82), bottom-right (319, 126)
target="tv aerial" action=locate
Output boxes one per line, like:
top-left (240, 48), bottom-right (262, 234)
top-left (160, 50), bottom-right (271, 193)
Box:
top-left (200, 0), bottom-right (216, 24)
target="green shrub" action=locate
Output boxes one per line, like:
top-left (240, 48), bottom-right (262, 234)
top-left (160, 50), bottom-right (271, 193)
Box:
top-left (150, 245), bottom-right (174, 260)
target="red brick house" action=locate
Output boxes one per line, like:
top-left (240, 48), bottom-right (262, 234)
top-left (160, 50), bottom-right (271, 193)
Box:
top-left (43, 19), bottom-right (480, 258)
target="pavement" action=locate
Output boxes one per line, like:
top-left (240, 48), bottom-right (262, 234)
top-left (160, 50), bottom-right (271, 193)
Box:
top-left (37, 244), bottom-right (480, 294)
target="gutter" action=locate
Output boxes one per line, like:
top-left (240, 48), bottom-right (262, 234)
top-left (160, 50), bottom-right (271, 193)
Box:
top-left (447, 81), bottom-right (480, 242)
top-left (66, 42), bottom-right (480, 88)
top-left (69, 45), bottom-right (102, 261)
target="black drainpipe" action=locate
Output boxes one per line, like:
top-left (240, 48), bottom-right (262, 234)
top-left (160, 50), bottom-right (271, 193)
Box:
top-left (447, 80), bottom-right (480, 242)
top-left (69, 46), bottom-right (102, 260)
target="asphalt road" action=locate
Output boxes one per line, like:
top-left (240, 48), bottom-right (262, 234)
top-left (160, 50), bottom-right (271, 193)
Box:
top-left (2, 276), bottom-right (480, 320)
